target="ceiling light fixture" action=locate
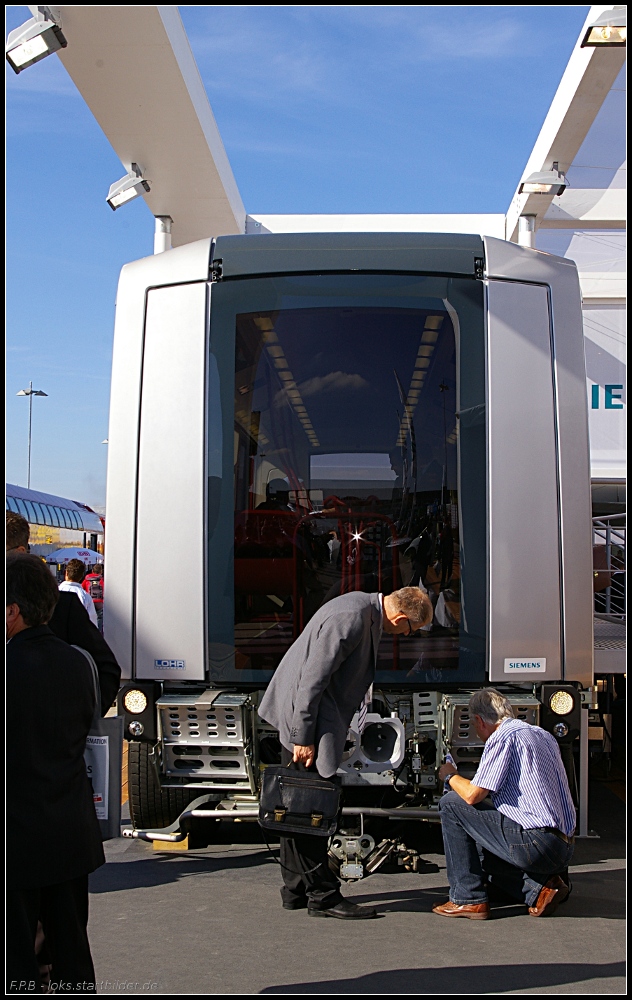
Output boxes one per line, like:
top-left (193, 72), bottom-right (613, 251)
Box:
top-left (581, 7), bottom-right (626, 46)
top-left (6, 6), bottom-right (67, 74)
top-left (106, 163), bottom-right (151, 211)
top-left (519, 161), bottom-right (567, 196)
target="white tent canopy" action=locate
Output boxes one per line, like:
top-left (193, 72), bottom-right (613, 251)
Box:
top-left (47, 547), bottom-right (103, 565)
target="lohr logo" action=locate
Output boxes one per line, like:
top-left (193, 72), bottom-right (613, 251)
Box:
top-left (154, 659), bottom-right (186, 670)
top-left (504, 658), bottom-right (546, 673)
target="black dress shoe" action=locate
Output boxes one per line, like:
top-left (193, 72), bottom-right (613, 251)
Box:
top-left (282, 897), bottom-right (308, 910)
top-left (309, 899), bottom-right (377, 919)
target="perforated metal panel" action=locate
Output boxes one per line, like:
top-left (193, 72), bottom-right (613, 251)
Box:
top-left (442, 694), bottom-right (540, 774)
top-left (158, 694), bottom-right (249, 779)
top-left (413, 691), bottom-right (441, 729)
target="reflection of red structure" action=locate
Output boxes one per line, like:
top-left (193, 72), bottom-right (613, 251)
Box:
top-left (295, 513), bottom-right (400, 638)
top-left (234, 511), bottom-right (298, 595)
top-left (234, 508), bottom-right (402, 666)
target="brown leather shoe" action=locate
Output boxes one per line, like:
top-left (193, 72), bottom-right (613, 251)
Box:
top-left (432, 900), bottom-right (490, 920)
top-left (528, 876), bottom-right (569, 917)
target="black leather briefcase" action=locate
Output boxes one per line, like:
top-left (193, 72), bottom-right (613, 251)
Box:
top-left (259, 764), bottom-right (341, 838)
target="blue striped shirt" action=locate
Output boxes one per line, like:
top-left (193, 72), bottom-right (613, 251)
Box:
top-left (471, 718), bottom-right (576, 835)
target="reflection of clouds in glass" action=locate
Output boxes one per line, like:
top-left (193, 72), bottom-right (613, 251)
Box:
top-left (299, 371), bottom-right (368, 397)
top-left (257, 319), bottom-right (319, 445)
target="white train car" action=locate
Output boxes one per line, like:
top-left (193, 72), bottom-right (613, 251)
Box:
top-left (106, 232), bottom-right (595, 861)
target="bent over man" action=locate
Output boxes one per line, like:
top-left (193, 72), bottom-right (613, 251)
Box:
top-left (434, 688), bottom-right (575, 920)
top-left (259, 587), bottom-right (433, 920)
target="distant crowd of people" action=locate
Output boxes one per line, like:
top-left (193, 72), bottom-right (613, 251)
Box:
top-left (59, 560), bottom-right (102, 629)
top-left (6, 511), bottom-right (121, 993)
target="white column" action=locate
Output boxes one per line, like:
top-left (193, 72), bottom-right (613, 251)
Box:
top-left (517, 215), bottom-right (536, 248)
top-left (154, 215), bottom-right (173, 254)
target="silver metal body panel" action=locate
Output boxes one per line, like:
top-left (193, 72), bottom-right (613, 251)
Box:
top-left (103, 239), bottom-right (212, 679)
top-left (135, 281), bottom-right (208, 680)
top-left (484, 238), bottom-right (593, 688)
top-left (486, 279), bottom-right (562, 681)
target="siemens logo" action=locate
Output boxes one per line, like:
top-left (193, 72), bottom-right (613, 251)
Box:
top-left (154, 659), bottom-right (186, 670)
top-left (504, 658), bottom-right (546, 673)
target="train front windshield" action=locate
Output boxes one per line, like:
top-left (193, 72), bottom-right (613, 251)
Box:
top-left (208, 274), bottom-right (486, 685)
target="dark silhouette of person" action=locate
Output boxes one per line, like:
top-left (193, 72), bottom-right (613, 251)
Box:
top-left (256, 478), bottom-right (294, 511)
top-left (406, 522), bottom-right (433, 588)
top-left (439, 520), bottom-right (454, 591)
top-left (6, 553), bottom-right (104, 991)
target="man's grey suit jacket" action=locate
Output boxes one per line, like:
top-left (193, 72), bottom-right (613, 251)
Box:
top-left (258, 591), bottom-right (383, 778)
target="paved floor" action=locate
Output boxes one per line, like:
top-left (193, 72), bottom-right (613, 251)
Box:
top-left (88, 780), bottom-right (625, 996)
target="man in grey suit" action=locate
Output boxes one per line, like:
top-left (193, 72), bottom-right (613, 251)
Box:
top-left (259, 586), bottom-right (433, 919)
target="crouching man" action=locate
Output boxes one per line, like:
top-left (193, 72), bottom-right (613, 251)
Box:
top-left (434, 688), bottom-right (575, 920)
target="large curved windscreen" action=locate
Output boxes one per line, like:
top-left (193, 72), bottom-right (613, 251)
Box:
top-left (207, 274), bottom-right (486, 685)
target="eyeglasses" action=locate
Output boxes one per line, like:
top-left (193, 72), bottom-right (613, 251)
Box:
top-left (402, 618), bottom-right (426, 637)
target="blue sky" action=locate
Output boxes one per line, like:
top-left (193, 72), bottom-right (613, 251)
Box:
top-left (6, 4), bottom-right (590, 509)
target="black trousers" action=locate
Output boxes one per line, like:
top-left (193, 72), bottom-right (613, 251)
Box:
top-left (279, 748), bottom-right (342, 909)
top-left (6, 875), bottom-right (95, 993)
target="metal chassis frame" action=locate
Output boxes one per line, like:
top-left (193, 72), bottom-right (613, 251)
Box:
top-left (123, 797), bottom-right (441, 843)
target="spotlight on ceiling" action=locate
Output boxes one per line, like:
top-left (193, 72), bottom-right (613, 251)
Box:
top-left (6, 6), bottom-right (67, 74)
top-left (581, 7), bottom-right (626, 46)
top-left (518, 161), bottom-right (567, 196)
top-left (106, 163), bottom-right (151, 211)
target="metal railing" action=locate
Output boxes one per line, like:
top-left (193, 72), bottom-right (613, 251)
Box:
top-left (593, 513), bottom-right (625, 619)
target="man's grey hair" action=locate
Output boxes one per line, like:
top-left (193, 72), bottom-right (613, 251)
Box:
top-left (468, 688), bottom-right (515, 726)
top-left (388, 587), bottom-right (433, 628)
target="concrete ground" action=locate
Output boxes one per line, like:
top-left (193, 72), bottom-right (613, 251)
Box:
top-left (88, 778), bottom-right (625, 996)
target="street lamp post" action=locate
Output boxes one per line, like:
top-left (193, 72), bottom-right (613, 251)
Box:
top-left (16, 381), bottom-right (48, 488)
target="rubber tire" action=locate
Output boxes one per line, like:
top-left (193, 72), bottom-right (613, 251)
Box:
top-left (128, 741), bottom-right (201, 830)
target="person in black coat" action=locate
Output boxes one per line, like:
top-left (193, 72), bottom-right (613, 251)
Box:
top-left (49, 586), bottom-right (120, 714)
top-left (6, 511), bottom-right (120, 714)
top-left (6, 553), bottom-right (105, 993)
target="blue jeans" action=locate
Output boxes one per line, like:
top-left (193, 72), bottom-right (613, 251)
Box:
top-left (438, 792), bottom-right (574, 906)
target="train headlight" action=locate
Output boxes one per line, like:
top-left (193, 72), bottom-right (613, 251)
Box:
top-left (539, 684), bottom-right (581, 744)
top-left (549, 690), bottom-right (574, 716)
top-left (117, 681), bottom-right (159, 742)
top-left (124, 689), bottom-right (148, 714)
